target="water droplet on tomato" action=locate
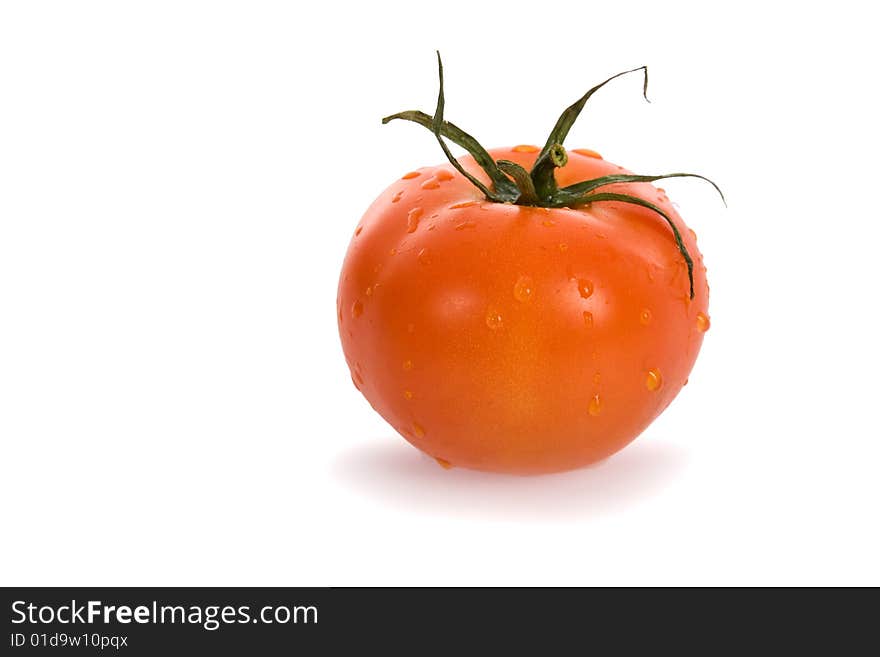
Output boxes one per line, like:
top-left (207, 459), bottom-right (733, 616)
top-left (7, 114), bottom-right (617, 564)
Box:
top-left (689, 227), bottom-right (698, 242)
top-left (403, 390), bottom-right (413, 400)
top-left (403, 359), bottom-right (413, 371)
top-left (351, 373), bottom-right (361, 390)
top-left (351, 300), bottom-right (363, 318)
top-left (455, 221), bottom-right (476, 230)
top-left (640, 309), bottom-right (652, 325)
top-left (558, 243), bottom-right (568, 252)
top-left (588, 394), bottom-right (602, 417)
top-left (512, 144), bottom-right (539, 153)
top-left (572, 148), bottom-right (603, 159)
top-left (354, 225), bottom-right (363, 236)
top-left (420, 178), bottom-right (440, 190)
top-left (365, 286), bottom-right (373, 297)
top-left (392, 190), bottom-right (404, 203)
top-left (542, 219), bottom-right (556, 227)
top-left (450, 200), bottom-right (478, 209)
top-left (435, 457), bottom-right (453, 469)
top-left (407, 207), bottom-right (423, 233)
top-left (583, 311), bottom-right (594, 328)
top-left (402, 171), bottom-right (420, 179)
top-left (417, 248), bottom-right (430, 265)
top-left (485, 306), bottom-right (503, 330)
top-left (696, 312), bottom-right (711, 332)
top-left (513, 275), bottom-right (535, 303)
top-left (577, 279), bottom-right (594, 299)
top-left (413, 422), bottom-right (426, 438)
top-left (435, 169), bottom-right (454, 181)
top-left (645, 368), bottom-right (663, 391)
top-left (593, 372), bottom-right (601, 384)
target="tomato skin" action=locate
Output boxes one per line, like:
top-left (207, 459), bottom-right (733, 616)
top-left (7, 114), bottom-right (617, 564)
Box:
top-left (338, 147), bottom-right (708, 474)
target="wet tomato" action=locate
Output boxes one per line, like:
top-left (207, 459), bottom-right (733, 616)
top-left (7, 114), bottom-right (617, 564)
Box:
top-left (337, 55), bottom-right (721, 474)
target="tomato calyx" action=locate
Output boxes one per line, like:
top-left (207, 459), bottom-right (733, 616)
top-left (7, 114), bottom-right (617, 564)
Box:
top-left (382, 52), bottom-right (726, 299)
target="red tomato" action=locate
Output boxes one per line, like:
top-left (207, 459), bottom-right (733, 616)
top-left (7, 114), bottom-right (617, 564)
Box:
top-left (337, 56), bottom-right (718, 474)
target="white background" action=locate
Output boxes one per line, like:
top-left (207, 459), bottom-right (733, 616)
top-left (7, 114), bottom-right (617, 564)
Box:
top-left (1, 1), bottom-right (877, 585)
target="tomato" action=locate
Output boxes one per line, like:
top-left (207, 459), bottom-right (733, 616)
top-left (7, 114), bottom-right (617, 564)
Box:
top-left (337, 55), bottom-right (720, 474)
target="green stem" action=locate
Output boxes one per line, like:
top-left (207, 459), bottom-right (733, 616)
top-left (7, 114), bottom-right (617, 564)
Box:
top-left (554, 172), bottom-right (727, 207)
top-left (496, 160), bottom-right (539, 205)
top-left (532, 65), bottom-right (649, 170)
top-left (382, 110), bottom-right (518, 200)
top-left (531, 144), bottom-right (568, 200)
top-left (430, 53), bottom-right (502, 201)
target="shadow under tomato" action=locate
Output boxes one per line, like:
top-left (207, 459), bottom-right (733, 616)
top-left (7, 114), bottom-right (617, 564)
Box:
top-left (333, 438), bottom-right (689, 520)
